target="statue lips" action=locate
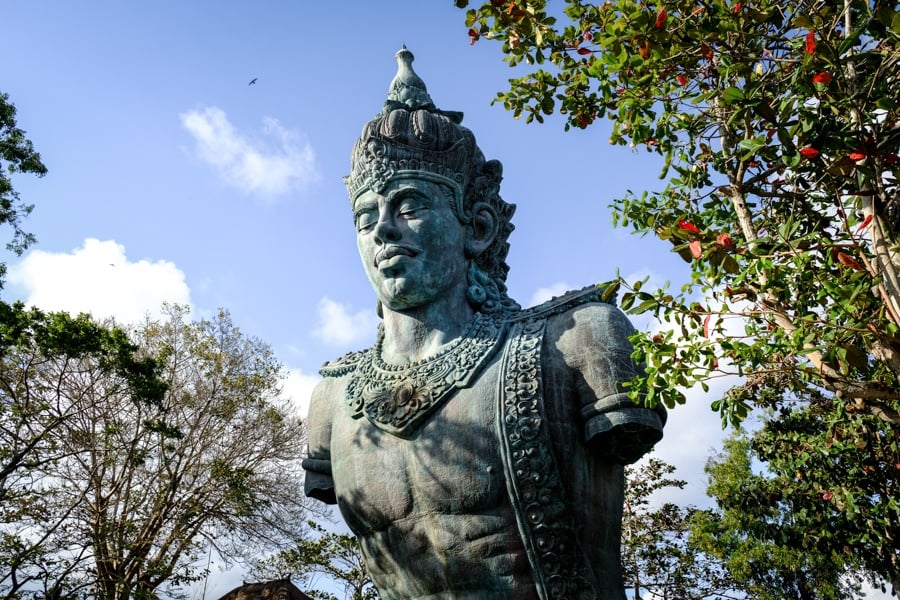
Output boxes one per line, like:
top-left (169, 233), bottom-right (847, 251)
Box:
top-left (375, 245), bottom-right (419, 270)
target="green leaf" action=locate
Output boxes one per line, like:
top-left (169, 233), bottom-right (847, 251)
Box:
top-left (721, 87), bottom-right (744, 105)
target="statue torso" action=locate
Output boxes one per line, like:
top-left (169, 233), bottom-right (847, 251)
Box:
top-left (306, 292), bottom-right (665, 600)
top-left (329, 354), bottom-right (540, 599)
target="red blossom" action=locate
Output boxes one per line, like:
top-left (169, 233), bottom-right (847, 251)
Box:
top-left (805, 31), bottom-right (816, 55)
top-left (678, 219), bottom-right (701, 234)
top-left (583, 30), bottom-right (593, 41)
top-left (689, 239), bottom-right (703, 259)
top-left (836, 251), bottom-right (864, 271)
top-left (716, 233), bottom-right (735, 249)
top-left (655, 8), bottom-right (668, 28)
top-left (468, 28), bottom-right (480, 45)
top-left (732, 2), bottom-right (742, 12)
top-left (822, 491), bottom-right (834, 501)
top-left (677, 74), bottom-right (688, 86)
top-left (811, 71), bottom-right (833, 84)
top-left (855, 214), bottom-right (873, 233)
top-left (799, 146), bottom-right (820, 159)
top-left (849, 150), bottom-right (866, 161)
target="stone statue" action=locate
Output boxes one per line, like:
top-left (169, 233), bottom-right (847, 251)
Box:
top-left (302, 47), bottom-right (666, 599)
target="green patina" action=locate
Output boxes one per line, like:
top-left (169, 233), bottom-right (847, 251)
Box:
top-left (302, 48), bottom-right (666, 600)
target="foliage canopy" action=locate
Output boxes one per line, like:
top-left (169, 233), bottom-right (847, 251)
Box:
top-left (0, 305), bottom-right (314, 599)
top-left (0, 92), bottom-right (46, 286)
top-left (457, 0), bottom-right (900, 590)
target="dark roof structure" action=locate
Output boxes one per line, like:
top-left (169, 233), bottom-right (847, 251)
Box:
top-left (215, 578), bottom-right (314, 600)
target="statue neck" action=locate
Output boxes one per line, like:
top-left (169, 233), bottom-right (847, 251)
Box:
top-left (379, 296), bottom-right (476, 365)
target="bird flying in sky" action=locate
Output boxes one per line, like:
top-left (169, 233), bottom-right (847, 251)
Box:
top-left (248, 77), bottom-right (257, 85)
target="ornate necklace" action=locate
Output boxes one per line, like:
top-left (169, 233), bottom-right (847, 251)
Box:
top-left (345, 312), bottom-right (507, 438)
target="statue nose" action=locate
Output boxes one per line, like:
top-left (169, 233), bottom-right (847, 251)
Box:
top-left (373, 213), bottom-right (402, 243)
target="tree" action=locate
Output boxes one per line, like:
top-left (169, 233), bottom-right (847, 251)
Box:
top-left (0, 302), bottom-right (167, 598)
top-left (0, 305), bottom-right (315, 599)
top-left (0, 92), bottom-right (46, 286)
top-left (457, 0), bottom-right (900, 589)
top-left (622, 456), bottom-right (743, 599)
top-left (691, 435), bottom-right (868, 599)
top-left (252, 520), bottom-right (377, 600)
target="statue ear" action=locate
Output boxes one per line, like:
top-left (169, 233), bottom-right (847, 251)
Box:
top-left (466, 202), bottom-right (497, 257)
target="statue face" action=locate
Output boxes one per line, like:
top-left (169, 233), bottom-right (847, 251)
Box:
top-left (354, 178), bottom-right (468, 312)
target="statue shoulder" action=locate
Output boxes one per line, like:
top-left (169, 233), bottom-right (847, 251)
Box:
top-left (513, 284), bottom-right (619, 324)
top-left (516, 285), bottom-right (636, 358)
top-left (319, 348), bottom-right (369, 378)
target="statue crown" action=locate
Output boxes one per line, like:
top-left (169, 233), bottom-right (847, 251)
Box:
top-left (344, 47), bottom-right (478, 211)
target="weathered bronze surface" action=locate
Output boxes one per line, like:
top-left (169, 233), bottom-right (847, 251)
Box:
top-left (302, 47), bottom-right (666, 600)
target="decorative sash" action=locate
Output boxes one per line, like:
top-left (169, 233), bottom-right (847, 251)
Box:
top-left (498, 316), bottom-right (598, 600)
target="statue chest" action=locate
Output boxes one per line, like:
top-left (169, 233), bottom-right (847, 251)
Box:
top-left (330, 358), bottom-right (506, 534)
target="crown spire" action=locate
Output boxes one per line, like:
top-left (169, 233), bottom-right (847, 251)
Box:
top-left (385, 46), bottom-right (436, 112)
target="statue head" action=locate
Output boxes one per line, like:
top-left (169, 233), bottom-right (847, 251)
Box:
top-left (345, 47), bottom-right (519, 315)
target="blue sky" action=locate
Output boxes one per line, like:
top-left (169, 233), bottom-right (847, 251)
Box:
top-left (3, 2), bottom-right (891, 598)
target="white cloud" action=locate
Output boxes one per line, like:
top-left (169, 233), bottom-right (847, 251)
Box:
top-left (8, 238), bottom-right (191, 324)
top-left (280, 368), bottom-right (321, 421)
top-left (860, 580), bottom-right (894, 599)
top-left (643, 375), bottom-right (737, 509)
top-left (311, 297), bottom-right (379, 348)
top-left (180, 106), bottom-right (319, 196)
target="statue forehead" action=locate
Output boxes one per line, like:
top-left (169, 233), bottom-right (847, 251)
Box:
top-left (353, 177), bottom-right (443, 206)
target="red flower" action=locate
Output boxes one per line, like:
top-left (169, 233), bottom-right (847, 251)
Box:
top-left (583, 31), bottom-right (593, 41)
top-left (678, 219), bottom-right (701, 234)
top-left (716, 233), bottom-right (735, 249)
top-left (689, 239), bottom-right (703, 259)
top-left (836, 251), bottom-right (864, 271)
top-left (855, 214), bottom-right (873, 233)
top-left (677, 74), bottom-right (688, 87)
top-left (849, 150), bottom-right (866, 161)
top-left (811, 71), bottom-right (833, 84)
top-left (655, 8), bottom-right (668, 28)
top-left (732, 2), bottom-right (742, 12)
top-left (799, 146), bottom-right (820, 159)
top-left (805, 31), bottom-right (816, 55)
top-left (468, 28), bottom-right (480, 45)
top-left (822, 491), bottom-right (834, 501)
top-left (577, 47), bottom-right (592, 55)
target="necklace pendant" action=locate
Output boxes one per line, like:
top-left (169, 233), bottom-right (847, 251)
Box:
top-left (346, 313), bottom-right (507, 438)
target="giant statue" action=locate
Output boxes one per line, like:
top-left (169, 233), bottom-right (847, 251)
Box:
top-left (302, 47), bottom-right (666, 599)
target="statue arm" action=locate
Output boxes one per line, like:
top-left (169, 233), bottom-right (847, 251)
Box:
top-left (553, 302), bottom-right (666, 464)
top-left (301, 379), bottom-right (338, 504)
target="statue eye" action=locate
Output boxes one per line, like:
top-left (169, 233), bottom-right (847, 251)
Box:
top-left (397, 199), bottom-right (426, 218)
top-left (355, 209), bottom-right (377, 232)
